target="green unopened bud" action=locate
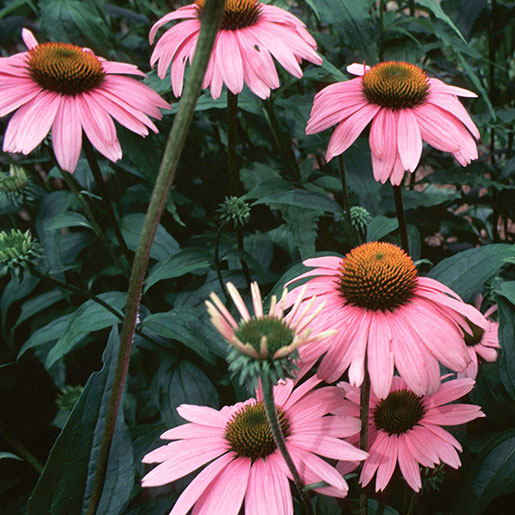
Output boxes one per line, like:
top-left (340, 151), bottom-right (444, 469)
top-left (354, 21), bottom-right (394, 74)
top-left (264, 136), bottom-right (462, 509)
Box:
top-left (56, 385), bottom-right (84, 411)
top-left (218, 196), bottom-right (251, 228)
top-left (0, 165), bottom-right (36, 214)
top-left (350, 206), bottom-right (372, 232)
top-left (0, 229), bottom-right (43, 278)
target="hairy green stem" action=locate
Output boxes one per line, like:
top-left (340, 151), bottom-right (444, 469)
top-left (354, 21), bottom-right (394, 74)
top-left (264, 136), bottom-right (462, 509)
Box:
top-left (57, 167), bottom-right (128, 275)
top-left (359, 366), bottom-right (371, 515)
top-left (0, 419), bottom-right (43, 474)
top-left (85, 2), bottom-right (225, 513)
top-left (237, 227), bottom-right (252, 288)
top-left (392, 185), bottom-right (410, 253)
top-left (262, 376), bottom-right (313, 515)
top-left (83, 139), bottom-right (132, 263)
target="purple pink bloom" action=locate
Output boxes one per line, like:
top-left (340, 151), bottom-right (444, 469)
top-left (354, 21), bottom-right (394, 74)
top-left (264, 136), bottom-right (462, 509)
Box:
top-left (335, 376), bottom-right (484, 492)
top-left (149, 0), bottom-right (322, 99)
top-left (306, 61), bottom-right (480, 185)
top-left (142, 376), bottom-right (367, 514)
top-left (459, 295), bottom-right (500, 379)
top-left (0, 29), bottom-right (169, 172)
top-left (285, 242), bottom-right (489, 399)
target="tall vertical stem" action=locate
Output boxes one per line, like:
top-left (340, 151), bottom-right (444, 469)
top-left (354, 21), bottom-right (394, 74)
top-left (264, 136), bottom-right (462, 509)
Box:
top-left (262, 376), bottom-right (313, 515)
top-left (339, 155), bottom-right (358, 245)
top-left (85, 2), bottom-right (225, 513)
top-left (359, 366), bottom-right (371, 515)
top-left (378, 0), bottom-right (385, 61)
top-left (83, 139), bottom-right (131, 263)
top-left (227, 90), bottom-right (240, 196)
top-left (392, 185), bottom-right (409, 253)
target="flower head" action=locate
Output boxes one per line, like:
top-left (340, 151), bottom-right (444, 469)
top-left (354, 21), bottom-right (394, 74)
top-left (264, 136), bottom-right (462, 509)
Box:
top-left (0, 29), bottom-right (170, 172)
top-left (206, 281), bottom-right (335, 385)
top-left (285, 242), bottom-right (489, 398)
top-left (218, 195), bottom-right (251, 228)
top-left (0, 229), bottom-right (43, 278)
top-left (459, 295), bottom-right (500, 379)
top-left (306, 61), bottom-right (480, 185)
top-left (149, 0), bottom-right (322, 99)
top-left (142, 376), bottom-right (367, 514)
top-left (335, 376), bottom-right (484, 492)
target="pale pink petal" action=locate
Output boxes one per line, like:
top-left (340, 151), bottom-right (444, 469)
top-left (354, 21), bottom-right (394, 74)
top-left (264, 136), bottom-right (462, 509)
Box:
top-left (397, 108), bottom-right (423, 172)
top-left (52, 96), bottom-right (82, 172)
top-left (398, 434), bottom-right (422, 491)
top-left (326, 104), bottom-right (382, 161)
top-left (288, 434), bottom-right (368, 462)
top-left (21, 28), bottom-right (38, 49)
top-left (191, 456), bottom-right (250, 515)
top-left (429, 77), bottom-right (478, 98)
top-left (347, 63), bottom-right (370, 76)
top-left (425, 378), bottom-right (475, 407)
top-left (176, 404), bottom-right (230, 427)
top-left (0, 78), bottom-right (41, 116)
top-left (149, 5), bottom-right (198, 44)
top-left (367, 311), bottom-right (394, 399)
top-left (424, 404), bottom-right (484, 425)
top-left (245, 455), bottom-right (292, 515)
top-left (169, 453), bottom-right (235, 515)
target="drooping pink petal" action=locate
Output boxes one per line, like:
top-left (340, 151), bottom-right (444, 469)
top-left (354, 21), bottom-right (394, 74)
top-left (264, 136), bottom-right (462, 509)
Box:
top-left (191, 456), bottom-right (250, 515)
top-left (52, 96), bottom-right (82, 172)
top-left (21, 28), bottom-right (38, 49)
top-left (398, 434), bottom-right (422, 491)
top-left (245, 456), bottom-right (292, 515)
top-left (397, 108), bottom-right (423, 172)
top-left (367, 310), bottom-right (394, 399)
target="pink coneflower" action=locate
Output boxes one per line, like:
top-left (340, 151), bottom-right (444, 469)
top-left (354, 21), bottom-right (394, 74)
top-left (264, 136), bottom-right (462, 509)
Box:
top-left (142, 376), bottom-right (367, 514)
top-left (285, 241), bottom-right (489, 399)
top-left (306, 61), bottom-right (480, 185)
top-left (0, 29), bottom-right (170, 172)
top-left (149, 0), bottom-right (322, 99)
top-left (459, 295), bottom-right (500, 379)
top-left (335, 376), bottom-right (484, 492)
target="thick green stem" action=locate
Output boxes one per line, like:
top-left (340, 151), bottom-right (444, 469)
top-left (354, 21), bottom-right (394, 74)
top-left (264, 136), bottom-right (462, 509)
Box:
top-left (262, 376), bottom-right (313, 515)
top-left (0, 419), bottom-right (43, 474)
top-left (338, 156), bottom-right (360, 245)
top-left (262, 98), bottom-right (299, 179)
top-left (83, 139), bottom-right (132, 263)
top-left (378, 0), bottom-right (385, 61)
top-left (359, 366), bottom-right (371, 515)
top-left (227, 90), bottom-right (241, 195)
top-left (392, 185), bottom-right (410, 253)
top-left (57, 167), bottom-right (128, 275)
top-left (85, 2), bottom-right (225, 513)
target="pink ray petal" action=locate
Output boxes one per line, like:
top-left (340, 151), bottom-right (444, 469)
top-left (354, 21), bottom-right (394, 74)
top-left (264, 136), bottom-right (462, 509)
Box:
top-left (398, 434), bottom-right (422, 491)
top-left (397, 108), bottom-right (423, 172)
top-left (52, 96), bottom-right (82, 172)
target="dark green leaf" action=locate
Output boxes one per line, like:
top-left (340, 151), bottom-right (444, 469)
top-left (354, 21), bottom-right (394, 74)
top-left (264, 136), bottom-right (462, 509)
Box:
top-left (0, 452), bottom-right (22, 461)
top-left (281, 206), bottom-right (320, 260)
top-left (418, 0), bottom-right (466, 41)
top-left (144, 247), bottom-right (213, 293)
top-left (27, 326), bottom-right (134, 515)
top-left (120, 213), bottom-right (180, 262)
top-left (367, 216), bottom-right (398, 242)
top-left (428, 244), bottom-right (514, 302)
top-left (458, 430), bottom-right (515, 514)
top-left (159, 361), bottom-right (219, 427)
top-left (14, 289), bottom-right (64, 328)
top-left (253, 189), bottom-right (342, 214)
top-left (498, 297), bottom-right (515, 400)
top-left (48, 212), bottom-right (92, 231)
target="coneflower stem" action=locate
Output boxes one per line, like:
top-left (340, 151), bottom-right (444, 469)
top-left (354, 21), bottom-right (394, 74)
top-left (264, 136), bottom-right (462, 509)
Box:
top-left (392, 185), bottom-right (410, 253)
top-left (86, 2), bottom-right (225, 513)
top-left (56, 167), bottom-right (129, 275)
top-left (0, 419), bottom-right (43, 474)
top-left (214, 222), bottom-right (230, 303)
top-left (263, 98), bottom-right (299, 179)
top-left (338, 155), bottom-right (359, 244)
top-left (359, 365), bottom-right (371, 515)
top-left (227, 90), bottom-right (240, 196)
top-left (262, 376), bottom-right (314, 515)
top-left (83, 139), bottom-right (131, 263)
top-left (226, 91), bottom-right (251, 285)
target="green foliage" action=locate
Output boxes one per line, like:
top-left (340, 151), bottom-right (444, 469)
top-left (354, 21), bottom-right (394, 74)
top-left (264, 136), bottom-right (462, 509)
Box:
top-left (0, 0), bottom-right (513, 513)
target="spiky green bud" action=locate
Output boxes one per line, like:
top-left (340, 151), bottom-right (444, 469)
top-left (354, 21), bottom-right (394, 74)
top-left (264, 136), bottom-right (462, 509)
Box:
top-left (350, 206), bottom-right (372, 232)
top-left (0, 229), bottom-right (43, 278)
top-left (0, 165), bottom-right (36, 214)
top-left (218, 196), bottom-right (251, 228)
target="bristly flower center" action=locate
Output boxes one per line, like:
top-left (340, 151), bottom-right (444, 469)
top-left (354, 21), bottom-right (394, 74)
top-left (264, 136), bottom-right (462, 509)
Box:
top-left (464, 321), bottom-right (485, 347)
top-left (225, 402), bottom-right (290, 459)
top-left (362, 61), bottom-right (429, 109)
top-left (234, 316), bottom-right (295, 358)
top-left (27, 42), bottom-right (105, 95)
top-left (338, 242), bottom-right (417, 311)
top-left (196, 0), bottom-right (262, 30)
top-left (373, 390), bottom-right (426, 435)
